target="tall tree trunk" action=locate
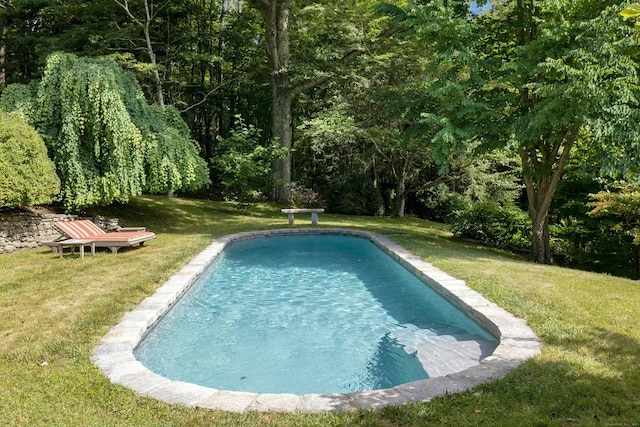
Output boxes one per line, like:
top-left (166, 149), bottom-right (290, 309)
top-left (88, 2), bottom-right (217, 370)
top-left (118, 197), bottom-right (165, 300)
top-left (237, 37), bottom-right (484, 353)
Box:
top-left (521, 126), bottom-right (578, 263)
top-left (141, 0), bottom-right (164, 108)
top-left (395, 174), bottom-right (406, 218)
top-left (216, 2), bottom-right (226, 139)
top-left (114, 0), bottom-right (165, 107)
top-left (0, 19), bottom-right (6, 90)
top-left (271, 87), bottom-right (293, 202)
top-left (392, 157), bottom-right (410, 218)
top-left (529, 201), bottom-right (551, 263)
top-left (255, 0), bottom-right (292, 203)
top-left (254, 1), bottom-right (401, 203)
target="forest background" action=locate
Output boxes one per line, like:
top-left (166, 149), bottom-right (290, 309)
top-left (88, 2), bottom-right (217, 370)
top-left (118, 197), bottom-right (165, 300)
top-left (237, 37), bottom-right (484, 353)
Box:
top-left (1, 0), bottom-right (640, 278)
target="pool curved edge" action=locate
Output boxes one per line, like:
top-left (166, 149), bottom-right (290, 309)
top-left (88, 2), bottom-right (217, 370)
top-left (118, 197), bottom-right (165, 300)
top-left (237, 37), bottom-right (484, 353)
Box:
top-left (92, 228), bottom-right (541, 413)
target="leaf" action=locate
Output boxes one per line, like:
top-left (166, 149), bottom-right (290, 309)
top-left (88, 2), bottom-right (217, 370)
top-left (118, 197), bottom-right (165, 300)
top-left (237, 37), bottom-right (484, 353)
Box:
top-left (621, 3), bottom-right (640, 18)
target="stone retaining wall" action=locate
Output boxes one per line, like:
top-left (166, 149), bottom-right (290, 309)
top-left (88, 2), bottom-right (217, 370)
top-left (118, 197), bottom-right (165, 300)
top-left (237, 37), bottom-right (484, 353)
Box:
top-left (0, 210), bottom-right (119, 254)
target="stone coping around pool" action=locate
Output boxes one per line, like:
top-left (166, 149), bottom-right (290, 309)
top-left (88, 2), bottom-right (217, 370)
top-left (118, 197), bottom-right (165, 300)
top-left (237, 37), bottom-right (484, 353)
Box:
top-left (92, 228), bottom-right (541, 413)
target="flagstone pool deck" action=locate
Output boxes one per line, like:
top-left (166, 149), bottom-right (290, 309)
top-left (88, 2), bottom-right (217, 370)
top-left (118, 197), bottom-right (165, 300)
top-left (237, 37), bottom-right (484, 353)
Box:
top-left (92, 228), bottom-right (541, 413)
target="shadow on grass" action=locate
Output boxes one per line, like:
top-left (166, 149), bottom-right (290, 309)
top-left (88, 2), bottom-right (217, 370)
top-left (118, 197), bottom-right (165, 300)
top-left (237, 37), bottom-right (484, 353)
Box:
top-left (89, 196), bottom-right (457, 241)
top-left (376, 327), bottom-right (640, 426)
top-left (88, 196), bottom-right (287, 235)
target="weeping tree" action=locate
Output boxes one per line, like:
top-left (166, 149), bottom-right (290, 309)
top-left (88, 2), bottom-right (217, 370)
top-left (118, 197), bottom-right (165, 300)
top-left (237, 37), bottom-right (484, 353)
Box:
top-left (0, 52), bottom-right (209, 211)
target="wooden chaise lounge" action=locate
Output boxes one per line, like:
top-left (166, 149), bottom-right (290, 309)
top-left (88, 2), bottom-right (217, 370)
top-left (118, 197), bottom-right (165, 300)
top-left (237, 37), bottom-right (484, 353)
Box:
top-left (53, 219), bottom-right (156, 254)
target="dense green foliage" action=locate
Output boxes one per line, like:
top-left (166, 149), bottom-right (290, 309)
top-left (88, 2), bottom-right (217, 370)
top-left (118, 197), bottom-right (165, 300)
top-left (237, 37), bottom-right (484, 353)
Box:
top-left (480, 1), bottom-right (640, 262)
top-left (590, 187), bottom-right (640, 245)
top-left (0, 112), bottom-right (60, 207)
top-left (327, 174), bottom-right (384, 216)
top-left (450, 199), bottom-right (531, 250)
top-left (0, 53), bottom-right (209, 211)
top-left (621, 2), bottom-right (640, 28)
top-left (211, 116), bottom-right (288, 211)
top-left (1, 0), bottom-right (640, 271)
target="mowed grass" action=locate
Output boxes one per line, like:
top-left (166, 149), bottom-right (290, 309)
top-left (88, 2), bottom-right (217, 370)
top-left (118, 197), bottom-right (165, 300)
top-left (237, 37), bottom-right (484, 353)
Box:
top-left (1, 195), bottom-right (639, 426)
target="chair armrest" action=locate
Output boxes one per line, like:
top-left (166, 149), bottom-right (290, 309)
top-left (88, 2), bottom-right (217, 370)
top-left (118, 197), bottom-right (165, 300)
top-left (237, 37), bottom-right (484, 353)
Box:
top-left (116, 226), bottom-right (147, 232)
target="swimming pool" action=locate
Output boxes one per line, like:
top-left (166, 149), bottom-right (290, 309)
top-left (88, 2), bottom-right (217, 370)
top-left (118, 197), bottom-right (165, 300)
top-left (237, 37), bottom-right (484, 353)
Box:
top-left (134, 234), bottom-right (497, 395)
top-left (93, 228), bottom-right (541, 412)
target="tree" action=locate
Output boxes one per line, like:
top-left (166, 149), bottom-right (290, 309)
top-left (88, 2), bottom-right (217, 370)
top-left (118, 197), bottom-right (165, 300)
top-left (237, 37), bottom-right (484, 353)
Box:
top-left (475, 0), bottom-right (640, 263)
top-left (296, 105), bottom-right (369, 190)
top-left (366, 0), bottom-right (497, 217)
top-left (174, 1), bottom-right (270, 165)
top-left (0, 52), bottom-right (209, 211)
top-left (113, 0), bottom-right (168, 107)
top-left (250, 0), bottom-right (403, 203)
top-left (0, 111), bottom-right (60, 207)
top-left (0, 0), bottom-right (124, 88)
top-left (211, 116), bottom-right (288, 212)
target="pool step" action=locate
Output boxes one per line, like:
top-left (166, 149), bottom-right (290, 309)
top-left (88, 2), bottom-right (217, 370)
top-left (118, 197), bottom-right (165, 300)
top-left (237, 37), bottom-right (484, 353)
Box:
top-left (417, 340), bottom-right (498, 378)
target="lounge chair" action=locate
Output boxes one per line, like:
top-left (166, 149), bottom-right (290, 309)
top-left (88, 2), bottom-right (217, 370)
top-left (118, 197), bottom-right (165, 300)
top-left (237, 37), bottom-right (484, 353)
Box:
top-left (54, 219), bottom-right (156, 254)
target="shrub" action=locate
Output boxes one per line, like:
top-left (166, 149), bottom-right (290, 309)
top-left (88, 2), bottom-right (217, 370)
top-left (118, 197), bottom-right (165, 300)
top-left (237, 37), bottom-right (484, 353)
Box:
top-left (290, 182), bottom-right (326, 209)
top-left (0, 82), bottom-right (38, 121)
top-left (551, 215), bottom-right (640, 278)
top-left (450, 200), bottom-right (531, 250)
top-left (0, 112), bottom-right (60, 207)
top-left (412, 183), bottom-right (469, 223)
top-left (326, 174), bottom-right (384, 216)
top-left (211, 117), bottom-right (288, 213)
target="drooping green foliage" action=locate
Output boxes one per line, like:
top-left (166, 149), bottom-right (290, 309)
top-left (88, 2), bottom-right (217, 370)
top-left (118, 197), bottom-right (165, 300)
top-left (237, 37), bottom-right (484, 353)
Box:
top-left (130, 104), bottom-right (211, 196)
top-left (32, 52), bottom-right (147, 210)
top-left (0, 112), bottom-right (60, 208)
top-left (0, 52), bottom-right (209, 211)
top-left (0, 82), bottom-right (39, 120)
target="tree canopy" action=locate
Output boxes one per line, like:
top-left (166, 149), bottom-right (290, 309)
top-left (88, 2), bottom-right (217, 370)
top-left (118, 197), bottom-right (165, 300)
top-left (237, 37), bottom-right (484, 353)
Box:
top-left (0, 52), bottom-right (209, 211)
top-left (480, 1), bottom-right (640, 263)
top-left (1, 0), bottom-right (640, 272)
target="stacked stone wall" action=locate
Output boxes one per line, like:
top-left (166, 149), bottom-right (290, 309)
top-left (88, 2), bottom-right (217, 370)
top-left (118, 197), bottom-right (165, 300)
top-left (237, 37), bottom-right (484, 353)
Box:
top-left (0, 211), bottom-right (119, 254)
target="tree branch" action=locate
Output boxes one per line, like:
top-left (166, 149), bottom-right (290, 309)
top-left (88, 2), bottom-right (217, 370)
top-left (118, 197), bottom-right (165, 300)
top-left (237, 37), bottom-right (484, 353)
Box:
top-left (179, 75), bottom-right (247, 113)
top-left (113, 0), bottom-right (143, 27)
top-left (289, 24), bottom-right (404, 98)
top-left (406, 173), bottom-right (455, 195)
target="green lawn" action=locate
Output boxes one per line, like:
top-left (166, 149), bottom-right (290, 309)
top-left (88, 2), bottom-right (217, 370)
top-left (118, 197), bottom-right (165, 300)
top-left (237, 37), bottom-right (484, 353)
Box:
top-left (1, 195), bottom-right (639, 426)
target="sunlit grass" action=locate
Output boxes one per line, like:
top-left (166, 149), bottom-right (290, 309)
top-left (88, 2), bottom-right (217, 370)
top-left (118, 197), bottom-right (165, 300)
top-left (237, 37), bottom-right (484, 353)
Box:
top-left (1, 195), bottom-right (639, 426)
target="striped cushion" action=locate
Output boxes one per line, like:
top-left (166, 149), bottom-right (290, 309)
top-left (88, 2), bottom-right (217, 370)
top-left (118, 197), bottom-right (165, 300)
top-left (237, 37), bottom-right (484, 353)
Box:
top-left (55, 220), bottom-right (106, 239)
top-left (89, 232), bottom-right (152, 242)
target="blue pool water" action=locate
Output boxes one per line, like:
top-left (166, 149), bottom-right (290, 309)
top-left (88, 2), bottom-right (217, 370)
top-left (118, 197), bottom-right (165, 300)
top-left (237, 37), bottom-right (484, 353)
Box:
top-left (134, 234), bottom-right (496, 395)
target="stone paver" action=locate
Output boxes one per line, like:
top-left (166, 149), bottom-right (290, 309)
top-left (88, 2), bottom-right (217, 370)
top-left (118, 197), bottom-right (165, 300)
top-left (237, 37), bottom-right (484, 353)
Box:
top-left (92, 228), bottom-right (541, 413)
